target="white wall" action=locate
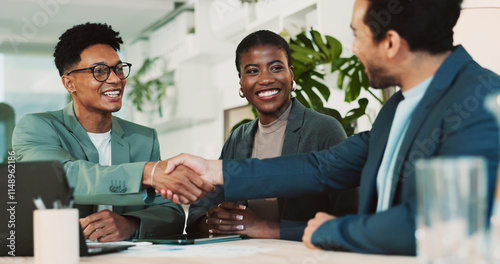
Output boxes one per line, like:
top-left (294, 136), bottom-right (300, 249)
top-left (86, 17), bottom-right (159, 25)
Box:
top-left (128, 0), bottom-right (361, 159)
top-left (454, 8), bottom-right (500, 75)
top-left (129, 0), bottom-right (500, 160)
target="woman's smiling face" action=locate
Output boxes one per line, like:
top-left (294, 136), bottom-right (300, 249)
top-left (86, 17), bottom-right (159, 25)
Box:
top-left (238, 44), bottom-right (294, 125)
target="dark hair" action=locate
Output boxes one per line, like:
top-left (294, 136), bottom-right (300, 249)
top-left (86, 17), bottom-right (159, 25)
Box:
top-left (235, 30), bottom-right (292, 74)
top-left (364, 0), bottom-right (463, 54)
top-left (54, 22), bottom-right (123, 76)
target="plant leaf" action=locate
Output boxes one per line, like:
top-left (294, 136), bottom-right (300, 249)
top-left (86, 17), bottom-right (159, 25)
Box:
top-left (308, 78), bottom-right (331, 101)
top-left (344, 98), bottom-right (368, 123)
top-left (331, 57), bottom-right (348, 72)
top-left (325, 35), bottom-right (343, 59)
top-left (295, 31), bottom-right (314, 50)
top-left (294, 89), bottom-right (312, 109)
top-left (289, 43), bottom-right (325, 61)
top-left (317, 107), bottom-right (343, 124)
top-left (311, 29), bottom-right (330, 58)
top-left (302, 82), bottom-right (324, 110)
top-left (337, 71), bottom-right (345, 90)
top-left (345, 69), bottom-right (361, 103)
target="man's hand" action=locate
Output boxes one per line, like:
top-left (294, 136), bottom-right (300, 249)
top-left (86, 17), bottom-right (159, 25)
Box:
top-left (159, 154), bottom-right (223, 203)
top-left (80, 210), bottom-right (139, 242)
top-left (203, 202), bottom-right (280, 239)
top-left (164, 153), bottom-right (223, 185)
top-left (303, 212), bottom-right (335, 249)
top-left (143, 161), bottom-right (215, 204)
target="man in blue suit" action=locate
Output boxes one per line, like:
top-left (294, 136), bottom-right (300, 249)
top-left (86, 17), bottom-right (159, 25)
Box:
top-left (162, 0), bottom-right (500, 255)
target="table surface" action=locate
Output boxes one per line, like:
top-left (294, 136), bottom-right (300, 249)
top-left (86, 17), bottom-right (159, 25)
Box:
top-left (2, 239), bottom-right (418, 264)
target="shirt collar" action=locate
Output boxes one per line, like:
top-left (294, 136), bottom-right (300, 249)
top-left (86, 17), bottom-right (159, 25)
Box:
top-left (402, 76), bottom-right (434, 101)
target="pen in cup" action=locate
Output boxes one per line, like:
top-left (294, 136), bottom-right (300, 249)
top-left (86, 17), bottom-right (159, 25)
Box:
top-left (53, 195), bottom-right (63, 209)
top-left (33, 196), bottom-right (47, 210)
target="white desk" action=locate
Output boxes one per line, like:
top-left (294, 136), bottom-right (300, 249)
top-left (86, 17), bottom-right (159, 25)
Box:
top-left (3, 239), bottom-right (418, 264)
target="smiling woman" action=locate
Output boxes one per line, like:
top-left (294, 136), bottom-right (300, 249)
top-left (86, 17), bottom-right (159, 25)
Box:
top-left (186, 30), bottom-right (358, 241)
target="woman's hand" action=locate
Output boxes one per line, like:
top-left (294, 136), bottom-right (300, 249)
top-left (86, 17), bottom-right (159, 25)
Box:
top-left (204, 202), bottom-right (280, 239)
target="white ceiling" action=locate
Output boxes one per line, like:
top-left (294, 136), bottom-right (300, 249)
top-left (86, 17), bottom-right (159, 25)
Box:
top-left (0, 0), bottom-right (498, 55)
top-left (0, 0), bottom-right (187, 55)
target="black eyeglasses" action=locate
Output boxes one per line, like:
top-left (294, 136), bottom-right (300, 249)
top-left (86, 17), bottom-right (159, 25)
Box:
top-left (66, 62), bottom-right (132, 82)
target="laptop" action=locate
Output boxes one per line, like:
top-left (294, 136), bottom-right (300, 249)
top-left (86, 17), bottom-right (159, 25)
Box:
top-left (0, 161), bottom-right (132, 256)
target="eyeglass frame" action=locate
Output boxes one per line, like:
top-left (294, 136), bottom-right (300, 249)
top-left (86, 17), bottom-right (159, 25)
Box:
top-left (66, 62), bottom-right (132, 82)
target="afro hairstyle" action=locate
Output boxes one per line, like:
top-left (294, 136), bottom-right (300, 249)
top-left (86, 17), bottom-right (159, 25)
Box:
top-left (53, 22), bottom-right (123, 76)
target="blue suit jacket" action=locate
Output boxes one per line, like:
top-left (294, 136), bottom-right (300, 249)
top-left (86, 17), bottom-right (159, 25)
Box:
top-left (187, 99), bottom-right (357, 240)
top-left (221, 46), bottom-right (500, 255)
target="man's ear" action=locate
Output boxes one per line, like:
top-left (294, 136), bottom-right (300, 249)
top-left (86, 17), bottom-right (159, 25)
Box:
top-left (61, 75), bottom-right (75, 94)
top-left (384, 30), bottom-right (403, 59)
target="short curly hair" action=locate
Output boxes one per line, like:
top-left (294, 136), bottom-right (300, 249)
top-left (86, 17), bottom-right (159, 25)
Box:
top-left (54, 22), bottom-right (123, 76)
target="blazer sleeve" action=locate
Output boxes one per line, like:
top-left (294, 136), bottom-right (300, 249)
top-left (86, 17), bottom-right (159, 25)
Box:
top-left (223, 132), bottom-right (369, 201)
top-left (121, 129), bottom-right (186, 238)
top-left (13, 114), bottom-right (151, 205)
top-left (311, 202), bottom-right (415, 254)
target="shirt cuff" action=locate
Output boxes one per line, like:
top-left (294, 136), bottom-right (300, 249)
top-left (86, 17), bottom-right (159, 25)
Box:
top-left (142, 188), bottom-right (155, 204)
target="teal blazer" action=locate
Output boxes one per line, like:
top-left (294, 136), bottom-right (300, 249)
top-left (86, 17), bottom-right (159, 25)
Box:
top-left (187, 99), bottom-right (358, 240)
top-left (13, 102), bottom-right (185, 238)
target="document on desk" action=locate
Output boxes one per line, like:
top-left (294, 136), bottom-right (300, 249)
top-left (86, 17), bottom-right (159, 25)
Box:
top-left (86, 240), bottom-right (153, 247)
top-left (121, 244), bottom-right (275, 258)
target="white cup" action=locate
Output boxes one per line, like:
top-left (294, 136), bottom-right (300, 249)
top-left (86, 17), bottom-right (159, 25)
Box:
top-left (33, 209), bottom-right (79, 264)
top-left (415, 157), bottom-right (489, 264)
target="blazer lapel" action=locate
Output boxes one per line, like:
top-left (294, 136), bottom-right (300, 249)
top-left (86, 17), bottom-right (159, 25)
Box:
top-left (389, 45), bottom-right (474, 203)
top-left (281, 99), bottom-right (302, 155)
top-left (62, 102), bottom-right (99, 163)
top-left (110, 117), bottom-right (130, 164)
top-left (359, 91), bottom-right (403, 213)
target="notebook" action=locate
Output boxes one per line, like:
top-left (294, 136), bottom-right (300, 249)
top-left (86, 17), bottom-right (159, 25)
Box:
top-left (0, 161), bottom-right (132, 256)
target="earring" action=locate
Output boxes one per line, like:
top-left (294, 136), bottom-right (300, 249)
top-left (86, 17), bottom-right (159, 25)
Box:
top-left (239, 88), bottom-right (245, 98)
top-left (71, 90), bottom-right (75, 94)
top-left (291, 80), bottom-right (297, 91)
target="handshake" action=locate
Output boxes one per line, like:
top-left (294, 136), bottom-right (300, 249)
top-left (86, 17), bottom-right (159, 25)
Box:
top-left (142, 154), bottom-right (222, 204)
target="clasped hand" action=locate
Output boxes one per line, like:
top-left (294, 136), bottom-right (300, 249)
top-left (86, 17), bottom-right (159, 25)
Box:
top-left (80, 210), bottom-right (139, 242)
top-left (202, 202), bottom-right (280, 239)
top-left (145, 154), bottom-right (222, 204)
top-left (145, 154), bottom-right (221, 204)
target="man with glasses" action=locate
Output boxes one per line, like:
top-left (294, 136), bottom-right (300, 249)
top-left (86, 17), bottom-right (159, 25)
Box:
top-left (13, 23), bottom-right (213, 242)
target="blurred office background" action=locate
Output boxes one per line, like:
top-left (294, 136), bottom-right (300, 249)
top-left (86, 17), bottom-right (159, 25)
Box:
top-left (0, 0), bottom-right (499, 162)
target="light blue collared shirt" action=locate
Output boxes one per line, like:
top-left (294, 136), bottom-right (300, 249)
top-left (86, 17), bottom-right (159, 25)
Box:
top-left (376, 76), bottom-right (434, 212)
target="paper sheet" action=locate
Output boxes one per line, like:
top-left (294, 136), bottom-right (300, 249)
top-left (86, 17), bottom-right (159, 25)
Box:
top-left (121, 244), bottom-right (276, 258)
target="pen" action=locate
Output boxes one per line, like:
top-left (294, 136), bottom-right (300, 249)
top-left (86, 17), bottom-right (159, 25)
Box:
top-left (33, 196), bottom-right (47, 210)
top-left (53, 196), bottom-right (63, 209)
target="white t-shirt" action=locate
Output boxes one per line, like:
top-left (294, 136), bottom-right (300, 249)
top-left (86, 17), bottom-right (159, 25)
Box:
top-left (87, 130), bottom-right (113, 212)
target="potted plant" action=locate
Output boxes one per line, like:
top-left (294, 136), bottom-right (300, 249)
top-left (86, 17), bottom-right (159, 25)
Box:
top-left (127, 57), bottom-right (172, 117)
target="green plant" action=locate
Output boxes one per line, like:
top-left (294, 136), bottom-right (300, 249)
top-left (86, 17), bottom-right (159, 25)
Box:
top-left (289, 29), bottom-right (384, 136)
top-left (127, 57), bottom-right (172, 117)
